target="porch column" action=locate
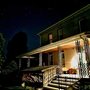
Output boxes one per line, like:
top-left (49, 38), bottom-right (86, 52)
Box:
top-left (75, 40), bottom-right (83, 77)
top-left (27, 58), bottom-right (30, 67)
top-left (84, 38), bottom-right (90, 64)
top-left (83, 37), bottom-right (90, 77)
top-left (58, 47), bottom-right (63, 74)
top-left (75, 40), bottom-right (89, 78)
top-left (19, 58), bottom-right (21, 69)
top-left (39, 53), bottom-right (42, 66)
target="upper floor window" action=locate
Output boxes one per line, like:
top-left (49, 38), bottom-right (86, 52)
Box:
top-left (48, 33), bottom-right (53, 43)
top-left (57, 29), bottom-right (63, 40)
top-left (79, 18), bottom-right (87, 32)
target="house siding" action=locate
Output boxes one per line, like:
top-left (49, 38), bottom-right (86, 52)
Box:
top-left (53, 51), bottom-right (58, 65)
top-left (64, 47), bottom-right (77, 69)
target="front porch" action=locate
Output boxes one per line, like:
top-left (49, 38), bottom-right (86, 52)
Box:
top-left (19, 32), bottom-right (90, 78)
top-left (18, 32), bottom-right (90, 89)
top-left (21, 65), bottom-right (90, 90)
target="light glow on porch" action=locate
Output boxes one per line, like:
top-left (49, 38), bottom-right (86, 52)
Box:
top-left (71, 54), bottom-right (78, 69)
top-left (71, 50), bottom-right (87, 69)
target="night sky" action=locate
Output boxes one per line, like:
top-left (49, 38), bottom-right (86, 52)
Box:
top-left (0, 1), bottom-right (89, 54)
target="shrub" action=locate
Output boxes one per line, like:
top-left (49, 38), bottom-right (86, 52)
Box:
top-left (67, 68), bottom-right (77, 74)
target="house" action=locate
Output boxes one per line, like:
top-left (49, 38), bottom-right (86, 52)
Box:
top-left (17, 4), bottom-right (90, 90)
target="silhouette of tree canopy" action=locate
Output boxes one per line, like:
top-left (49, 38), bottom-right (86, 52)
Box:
top-left (6, 31), bottom-right (28, 63)
top-left (0, 32), bottom-right (28, 87)
top-left (0, 33), bottom-right (5, 70)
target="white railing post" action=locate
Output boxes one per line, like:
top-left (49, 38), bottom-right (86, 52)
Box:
top-left (39, 53), bottom-right (42, 66)
top-left (58, 47), bottom-right (63, 74)
top-left (27, 58), bottom-right (30, 67)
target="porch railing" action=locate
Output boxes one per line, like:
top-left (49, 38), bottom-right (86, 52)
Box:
top-left (42, 65), bottom-right (57, 87)
top-left (21, 65), bottom-right (57, 88)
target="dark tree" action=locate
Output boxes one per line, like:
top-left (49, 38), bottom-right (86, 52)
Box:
top-left (6, 31), bottom-right (28, 63)
top-left (1, 32), bottom-right (28, 87)
top-left (0, 33), bottom-right (5, 71)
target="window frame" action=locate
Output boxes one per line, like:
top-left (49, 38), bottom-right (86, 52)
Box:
top-left (48, 33), bottom-right (53, 43)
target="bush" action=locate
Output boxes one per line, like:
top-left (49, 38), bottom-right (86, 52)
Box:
top-left (67, 68), bottom-right (77, 74)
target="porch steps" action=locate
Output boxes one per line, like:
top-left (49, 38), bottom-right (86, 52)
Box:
top-left (72, 81), bottom-right (80, 90)
top-left (55, 76), bottom-right (79, 82)
top-left (51, 80), bottom-right (74, 85)
top-left (43, 86), bottom-right (64, 90)
top-left (48, 83), bottom-right (69, 89)
top-left (43, 74), bottom-right (80, 90)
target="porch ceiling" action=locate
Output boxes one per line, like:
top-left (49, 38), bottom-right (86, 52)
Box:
top-left (18, 32), bottom-right (90, 57)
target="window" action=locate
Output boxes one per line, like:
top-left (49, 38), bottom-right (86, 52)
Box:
top-left (79, 18), bottom-right (87, 32)
top-left (48, 33), bottom-right (53, 43)
top-left (57, 29), bottom-right (63, 40)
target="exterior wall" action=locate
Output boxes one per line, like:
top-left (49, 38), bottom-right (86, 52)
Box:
top-left (52, 47), bottom-right (78, 70)
top-left (40, 27), bottom-right (58, 46)
top-left (64, 47), bottom-right (77, 69)
top-left (53, 51), bottom-right (58, 65)
top-left (39, 5), bottom-right (90, 46)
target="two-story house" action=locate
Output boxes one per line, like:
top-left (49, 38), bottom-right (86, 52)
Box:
top-left (18, 4), bottom-right (90, 79)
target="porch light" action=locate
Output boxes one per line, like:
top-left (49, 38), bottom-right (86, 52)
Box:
top-left (62, 67), bottom-right (68, 71)
top-left (37, 88), bottom-right (43, 90)
top-left (21, 82), bottom-right (25, 88)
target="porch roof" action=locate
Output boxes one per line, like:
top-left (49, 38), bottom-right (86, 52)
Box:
top-left (21, 32), bottom-right (88, 57)
top-left (16, 55), bottom-right (35, 59)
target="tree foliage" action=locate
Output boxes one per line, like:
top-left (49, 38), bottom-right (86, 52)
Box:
top-left (6, 31), bottom-right (28, 62)
top-left (0, 33), bottom-right (5, 70)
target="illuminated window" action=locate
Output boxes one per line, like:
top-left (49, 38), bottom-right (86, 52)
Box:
top-left (48, 33), bottom-right (53, 43)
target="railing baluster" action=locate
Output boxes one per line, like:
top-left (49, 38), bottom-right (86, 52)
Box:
top-left (42, 65), bottom-right (57, 87)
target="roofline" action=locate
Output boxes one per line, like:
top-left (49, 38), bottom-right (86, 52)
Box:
top-left (23, 32), bottom-right (87, 56)
top-left (37, 4), bottom-right (90, 36)
top-left (16, 31), bottom-right (90, 58)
